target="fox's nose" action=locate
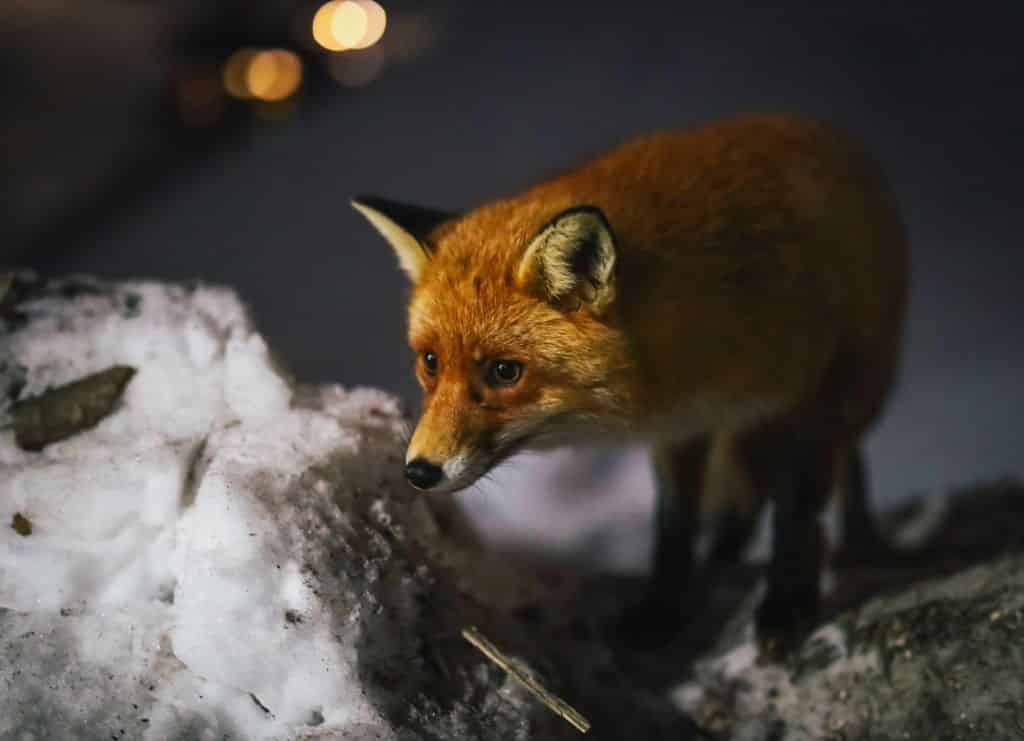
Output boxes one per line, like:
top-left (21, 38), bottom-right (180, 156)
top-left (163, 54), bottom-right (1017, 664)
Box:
top-left (405, 458), bottom-right (444, 490)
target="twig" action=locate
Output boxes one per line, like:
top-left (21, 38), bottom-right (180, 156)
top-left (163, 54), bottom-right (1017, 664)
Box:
top-left (461, 626), bottom-right (590, 734)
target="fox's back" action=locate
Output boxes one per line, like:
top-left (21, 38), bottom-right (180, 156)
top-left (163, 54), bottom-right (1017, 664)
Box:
top-left (440, 113), bottom-right (907, 439)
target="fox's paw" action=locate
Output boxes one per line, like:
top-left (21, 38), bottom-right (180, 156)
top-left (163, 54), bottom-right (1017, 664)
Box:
top-left (754, 587), bottom-right (820, 663)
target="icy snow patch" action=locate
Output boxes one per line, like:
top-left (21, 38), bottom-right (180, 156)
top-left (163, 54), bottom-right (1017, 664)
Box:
top-left (0, 279), bottom-right (425, 740)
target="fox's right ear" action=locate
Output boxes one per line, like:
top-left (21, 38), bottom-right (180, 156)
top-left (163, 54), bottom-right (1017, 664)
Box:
top-left (351, 196), bottom-right (457, 283)
top-left (516, 206), bottom-right (617, 314)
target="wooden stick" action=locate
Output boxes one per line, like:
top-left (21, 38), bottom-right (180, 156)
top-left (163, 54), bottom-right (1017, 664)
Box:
top-left (461, 626), bottom-right (591, 734)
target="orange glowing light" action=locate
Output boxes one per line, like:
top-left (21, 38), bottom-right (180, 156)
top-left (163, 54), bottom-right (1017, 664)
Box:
top-left (246, 49), bottom-right (303, 102)
top-left (312, 1), bottom-right (347, 52)
top-left (223, 48), bottom-right (258, 98)
top-left (353, 1), bottom-right (386, 49)
top-left (223, 48), bottom-right (302, 102)
top-left (312, 0), bottom-right (387, 52)
top-left (332, 1), bottom-right (368, 47)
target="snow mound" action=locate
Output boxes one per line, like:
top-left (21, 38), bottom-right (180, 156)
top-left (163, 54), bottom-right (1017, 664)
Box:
top-left (0, 277), bottom-right (573, 741)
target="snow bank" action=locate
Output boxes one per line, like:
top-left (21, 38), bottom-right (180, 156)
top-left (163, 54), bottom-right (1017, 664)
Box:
top-left (0, 276), bottom-right (577, 740)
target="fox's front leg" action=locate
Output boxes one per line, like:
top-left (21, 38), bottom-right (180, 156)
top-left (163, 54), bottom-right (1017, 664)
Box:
top-left (833, 445), bottom-right (893, 565)
top-left (617, 437), bottom-right (710, 645)
top-left (737, 424), bottom-right (832, 658)
top-left (650, 439), bottom-right (711, 609)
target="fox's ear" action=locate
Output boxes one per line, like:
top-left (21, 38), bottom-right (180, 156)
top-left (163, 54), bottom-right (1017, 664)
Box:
top-left (351, 196), bottom-right (457, 283)
top-left (516, 206), bottom-right (616, 314)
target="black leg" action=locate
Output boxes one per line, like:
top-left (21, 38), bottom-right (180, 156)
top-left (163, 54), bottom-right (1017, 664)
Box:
top-left (834, 446), bottom-right (891, 564)
top-left (616, 437), bottom-right (709, 647)
top-left (738, 427), bottom-right (830, 659)
top-left (706, 499), bottom-right (764, 565)
top-left (649, 439), bottom-right (707, 602)
top-left (757, 452), bottom-right (826, 657)
top-left (703, 435), bottom-right (764, 565)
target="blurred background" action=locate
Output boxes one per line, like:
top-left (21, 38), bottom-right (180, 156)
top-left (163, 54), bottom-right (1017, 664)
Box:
top-left (4, 0), bottom-right (1022, 573)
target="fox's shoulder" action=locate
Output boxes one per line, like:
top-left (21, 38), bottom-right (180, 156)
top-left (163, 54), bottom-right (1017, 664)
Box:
top-left (420, 111), bottom-right (892, 301)
top-left (428, 113), bottom-right (850, 265)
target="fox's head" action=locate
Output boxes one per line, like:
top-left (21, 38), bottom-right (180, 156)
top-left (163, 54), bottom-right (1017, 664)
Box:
top-left (352, 195), bottom-right (632, 493)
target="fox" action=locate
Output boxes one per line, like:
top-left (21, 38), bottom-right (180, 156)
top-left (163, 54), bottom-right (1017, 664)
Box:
top-left (352, 112), bottom-right (907, 651)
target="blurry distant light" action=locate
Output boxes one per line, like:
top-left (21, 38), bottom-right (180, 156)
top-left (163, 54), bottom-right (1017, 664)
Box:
top-left (354, 1), bottom-right (387, 49)
top-left (312, 0), bottom-right (386, 52)
top-left (331, 1), bottom-right (368, 47)
top-left (223, 48), bottom-right (258, 98)
top-left (312, 2), bottom-right (347, 51)
top-left (247, 49), bottom-right (303, 101)
top-left (223, 48), bottom-right (302, 102)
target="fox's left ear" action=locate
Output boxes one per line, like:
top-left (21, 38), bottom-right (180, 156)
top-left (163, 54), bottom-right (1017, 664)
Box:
top-left (351, 196), bottom-right (458, 283)
top-left (516, 206), bottom-right (617, 314)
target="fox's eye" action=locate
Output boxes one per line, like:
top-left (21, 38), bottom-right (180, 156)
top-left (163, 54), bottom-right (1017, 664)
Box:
top-left (486, 359), bottom-right (522, 387)
top-left (423, 351), bottom-right (438, 376)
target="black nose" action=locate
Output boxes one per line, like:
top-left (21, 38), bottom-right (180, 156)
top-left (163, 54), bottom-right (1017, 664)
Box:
top-left (405, 458), bottom-right (444, 490)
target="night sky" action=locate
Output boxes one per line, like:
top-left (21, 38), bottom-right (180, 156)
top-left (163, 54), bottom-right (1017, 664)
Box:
top-left (27, 0), bottom-right (1024, 547)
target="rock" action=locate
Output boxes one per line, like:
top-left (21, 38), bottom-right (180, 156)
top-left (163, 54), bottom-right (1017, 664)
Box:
top-left (674, 497), bottom-right (1024, 741)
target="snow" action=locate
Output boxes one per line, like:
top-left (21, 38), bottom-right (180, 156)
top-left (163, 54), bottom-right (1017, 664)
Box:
top-left (454, 444), bottom-right (658, 574)
top-left (0, 277), bottom-right (548, 740)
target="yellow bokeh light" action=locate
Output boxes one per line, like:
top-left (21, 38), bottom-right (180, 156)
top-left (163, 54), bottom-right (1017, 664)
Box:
top-left (223, 48), bottom-right (258, 98)
top-left (312, 1), bottom-right (346, 52)
top-left (331, 1), bottom-right (368, 48)
top-left (246, 52), bottom-right (279, 98)
top-left (246, 49), bottom-right (303, 102)
top-left (332, 1), bottom-right (368, 48)
top-left (354, 1), bottom-right (386, 49)
top-left (312, 0), bottom-right (386, 52)
top-left (223, 48), bottom-right (302, 102)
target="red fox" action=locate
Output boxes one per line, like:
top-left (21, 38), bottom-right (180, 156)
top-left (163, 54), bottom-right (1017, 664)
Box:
top-left (353, 113), bottom-right (906, 650)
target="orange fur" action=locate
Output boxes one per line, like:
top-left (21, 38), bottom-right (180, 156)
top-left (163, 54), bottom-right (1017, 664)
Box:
top-left (358, 112), bottom-right (906, 497)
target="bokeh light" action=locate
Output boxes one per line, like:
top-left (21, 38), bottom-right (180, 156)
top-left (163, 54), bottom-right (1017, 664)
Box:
top-left (247, 50), bottom-right (303, 101)
top-left (223, 48), bottom-right (258, 98)
top-left (223, 48), bottom-right (302, 102)
top-left (331, 1), bottom-right (368, 48)
top-left (312, 1), bottom-right (387, 52)
top-left (312, 2), bottom-right (347, 51)
top-left (355, 1), bottom-right (387, 49)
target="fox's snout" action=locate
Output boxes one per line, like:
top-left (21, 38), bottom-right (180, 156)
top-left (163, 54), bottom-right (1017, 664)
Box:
top-left (403, 447), bottom-right (476, 493)
top-left (404, 458), bottom-right (444, 490)
top-left (403, 402), bottom-right (482, 492)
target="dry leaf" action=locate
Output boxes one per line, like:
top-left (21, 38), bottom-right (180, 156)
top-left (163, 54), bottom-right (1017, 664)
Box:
top-left (12, 512), bottom-right (32, 536)
top-left (13, 365), bottom-right (137, 451)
